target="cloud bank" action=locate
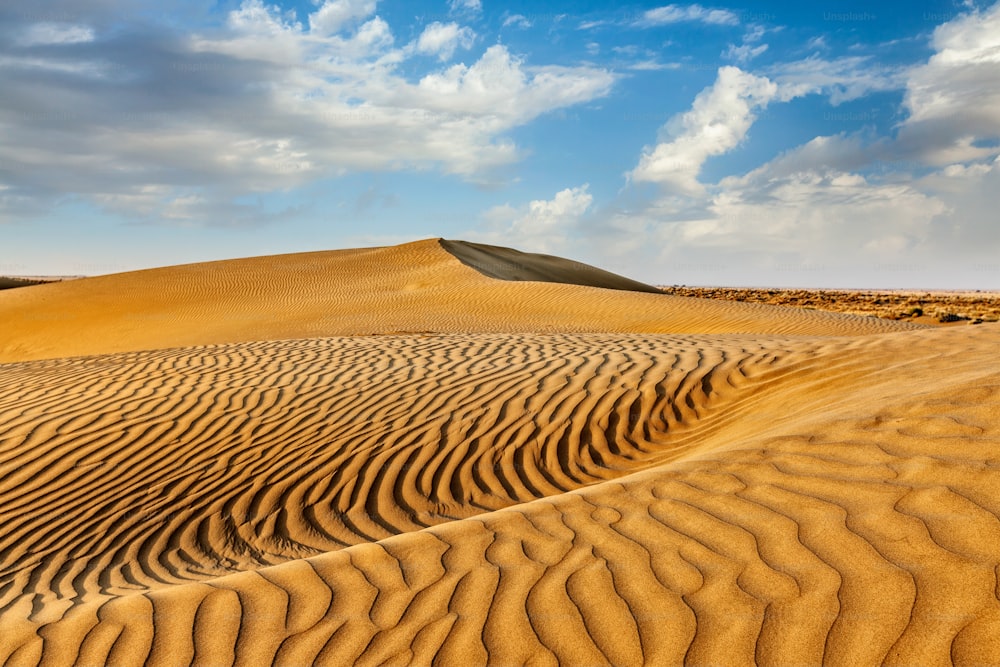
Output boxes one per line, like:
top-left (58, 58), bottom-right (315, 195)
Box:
top-left (0, 0), bottom-right (614, 224)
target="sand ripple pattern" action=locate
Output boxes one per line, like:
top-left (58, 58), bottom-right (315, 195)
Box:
top-left (2, 326), bottom-right (1000, 663)
top-left (0, 334), bottom-right (820, 614)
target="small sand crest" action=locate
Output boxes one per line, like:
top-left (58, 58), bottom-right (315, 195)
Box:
top-left (2, 325), bottom-right (1000, 663)
top-left (439, 239), bottom-right (663, 293)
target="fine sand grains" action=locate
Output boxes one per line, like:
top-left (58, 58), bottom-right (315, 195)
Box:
top-left (0, 240), bottom-right (997, 664)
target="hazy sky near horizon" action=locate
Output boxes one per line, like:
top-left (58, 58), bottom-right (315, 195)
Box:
top-left (2, 0), bottom-right (999, 287)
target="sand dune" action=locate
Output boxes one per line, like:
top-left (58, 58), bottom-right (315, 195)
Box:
top-left (0, 240), bottom-right (997, 664)
top-left (0, 239), bottom-right (917, 362)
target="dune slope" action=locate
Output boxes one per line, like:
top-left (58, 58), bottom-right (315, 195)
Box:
top-left (0, 239), bottom-right (918, 362)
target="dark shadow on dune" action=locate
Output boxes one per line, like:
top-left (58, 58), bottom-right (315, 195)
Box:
top-left (0, 277), bottom-right (50, 291)
top-left (438, 239), bottom-right (663, 294)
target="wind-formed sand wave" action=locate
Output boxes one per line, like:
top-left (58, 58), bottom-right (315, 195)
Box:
top-left (0, 240), bottom-right (998, 664)
top-left (0, 334), bottom-right (818, 611)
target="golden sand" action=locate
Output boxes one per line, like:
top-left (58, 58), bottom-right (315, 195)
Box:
top-left (1, 239), bottom-right (998, 664)
top-left (0, 240), bottom-right (915, 363)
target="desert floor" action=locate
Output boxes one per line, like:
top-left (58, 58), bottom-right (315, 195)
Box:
top-left (659, 285), bottom-right (1000, 325)
top-left (1, 239), bottom-right (999, 665)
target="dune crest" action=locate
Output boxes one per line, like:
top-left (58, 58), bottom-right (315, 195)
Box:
top-left (0, 239), bottom-right (919, 362)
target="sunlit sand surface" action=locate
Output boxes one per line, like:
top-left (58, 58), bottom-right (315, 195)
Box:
top-left (0, 239), bottom-right (913, 363)
top-left (1, 239), bottom-right (998, 665)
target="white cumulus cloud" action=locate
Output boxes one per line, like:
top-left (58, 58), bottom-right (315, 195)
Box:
top-left (476, 185), bottom-right (593, 253)
top-left (309, 0), bottom-right (377, 35)
top-left (415, 21), bottom-right (475, 61)
top-left (898, 1), bottom-right (1000, 165)
top-left (630, 66), bottom-right (777, 193)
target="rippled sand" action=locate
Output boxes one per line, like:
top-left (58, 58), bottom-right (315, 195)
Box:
top-left (1, 239), bottom-right (997, 665)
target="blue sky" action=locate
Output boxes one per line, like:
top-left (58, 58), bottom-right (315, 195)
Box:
top-left (2, 0), bottom-right (999, 287)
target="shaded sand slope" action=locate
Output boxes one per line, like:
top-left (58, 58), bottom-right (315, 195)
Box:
top-left (0, 278), bottom-right (46, 291)
top-left (2, 325), bottom-right (999, 663)
top-left (0, 239), bottom-right (918, 362)
top-left (440, 239), bottom-right (662, 293)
